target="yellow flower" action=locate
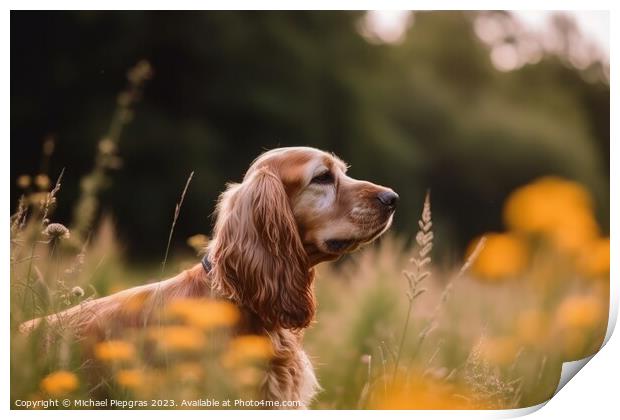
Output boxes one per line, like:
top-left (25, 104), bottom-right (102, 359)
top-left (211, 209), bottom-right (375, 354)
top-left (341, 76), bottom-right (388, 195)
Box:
top-left (165, 298), bottom-right (240, 330)
top-left (370, 371), bottom-right (480, 409)
top-left (116, 369), bottom-right (144, 389)
top-left (547, 208), bottom-right (599, 253)
top-left (468, 233), bottom-right (528, 280)
top-left (515, 309), bottom-right (549, 346)
top-left (577, 237), bottom-right (610, 278)
top-left (503, 177), bottom-right (599, 253)
top-left (94, 340), bottom-right (136, 362)
top-left (40, 371), bottom-right (79, 396)
top-left (223, 335), bottom-right (273, 367)
top-left (478, 336), bottom-right (520, 365)
top-left (148, 325), bottom-right (206, 352)
top-left (555, 295), bottom-right (605, 330)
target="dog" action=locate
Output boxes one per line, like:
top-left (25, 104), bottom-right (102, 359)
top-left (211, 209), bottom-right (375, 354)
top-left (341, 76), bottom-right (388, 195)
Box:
top-left (21, 146), bottom-right (398, 408)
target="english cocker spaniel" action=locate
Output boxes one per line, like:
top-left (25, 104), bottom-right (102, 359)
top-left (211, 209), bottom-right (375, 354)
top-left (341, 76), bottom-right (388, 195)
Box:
top-left (22, 146), bottom-right (398, 408)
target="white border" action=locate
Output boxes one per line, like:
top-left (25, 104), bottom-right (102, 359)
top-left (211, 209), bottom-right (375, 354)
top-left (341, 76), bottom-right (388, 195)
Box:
top-left (3, 2), bottom-right (616, 419)
top-left (1, 0), bottom-right (616, 10)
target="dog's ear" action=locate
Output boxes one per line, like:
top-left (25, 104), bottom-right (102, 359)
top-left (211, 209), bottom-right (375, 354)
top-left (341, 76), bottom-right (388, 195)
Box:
top-left (211, 167), bottom-right (314, 330)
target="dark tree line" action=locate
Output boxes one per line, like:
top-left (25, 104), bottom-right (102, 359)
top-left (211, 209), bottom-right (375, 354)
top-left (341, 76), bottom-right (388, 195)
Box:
top-left (11, 11), bottom-right (609, 260)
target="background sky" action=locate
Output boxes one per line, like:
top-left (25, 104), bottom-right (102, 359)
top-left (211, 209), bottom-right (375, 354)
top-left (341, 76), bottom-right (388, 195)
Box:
top-left (368, 11), bottom-right (609, 59)
top-left (514, 11), bottom-right (609, 56)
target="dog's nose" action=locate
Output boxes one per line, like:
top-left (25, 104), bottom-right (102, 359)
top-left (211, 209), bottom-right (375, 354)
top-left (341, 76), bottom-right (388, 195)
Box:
top-left (377, 190), bottom-right (399, 208)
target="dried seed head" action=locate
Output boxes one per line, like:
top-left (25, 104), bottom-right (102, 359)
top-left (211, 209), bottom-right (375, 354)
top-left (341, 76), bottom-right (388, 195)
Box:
top-left (98, 138), bottom-right (116, 155)
top-left (43, 137), bottom-right (55, 156)
top-left (71, 286), bottom-right (85, 297)
top-left (117, 92), bottom-right (133, 107)
top-left (127, 60), bottom-right (153, 85)
top-left (43, 223), bottom-right (70, 240)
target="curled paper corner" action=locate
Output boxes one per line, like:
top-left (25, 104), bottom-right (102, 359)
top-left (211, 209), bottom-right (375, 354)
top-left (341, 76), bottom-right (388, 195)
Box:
top-left (494, 401), bottom-right (548, 418)
top-left (492, 357), bottom-right (595, 419)
top-left (602, 281), bottom-right (619, 346)
top-left (554, 355), bottom-right (595, 395)
top-left (549, 293), bottom-right (618, 398)
top-left (503, 296), bottom-right (618, 418)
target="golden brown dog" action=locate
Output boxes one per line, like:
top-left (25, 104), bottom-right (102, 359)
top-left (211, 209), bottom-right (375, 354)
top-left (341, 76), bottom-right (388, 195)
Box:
top-left (21, 146), bottom-right (398, 408)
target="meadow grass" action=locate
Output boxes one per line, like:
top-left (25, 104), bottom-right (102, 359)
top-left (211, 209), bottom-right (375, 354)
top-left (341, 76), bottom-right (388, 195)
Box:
top-left (9, 170), bottom-right (610, 409)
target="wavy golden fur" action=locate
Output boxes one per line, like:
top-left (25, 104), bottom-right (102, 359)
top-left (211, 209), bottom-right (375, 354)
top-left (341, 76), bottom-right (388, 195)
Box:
top-left (21, 146), bottom-right (398, 408)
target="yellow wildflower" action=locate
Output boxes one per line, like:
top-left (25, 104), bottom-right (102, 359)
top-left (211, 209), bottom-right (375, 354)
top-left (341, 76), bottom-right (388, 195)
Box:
top-left (223, 335), bottom-right (273, 367)
top-left (40, 371), bottom-right (79, 396)
top-left (370, 371), bottom-right (480, 409)
top-left (469, 233), bottom-right (528, 280)
top-left (555, 295), bottom-right (606, 330)
top-left (94, 340), bottom-right (136, 362)
top-left (148, 325), bottom-right (206, 352)
top-left (165, 298), bottom-right (239, 330)
top-left (547, 208), bottom-right (599, 253)
top-left (116, 369), bottom-right (144, 389)
top-left (503, 177), bottom-right (599, 253)
top-left (577, 237), bottom-right (610, 278)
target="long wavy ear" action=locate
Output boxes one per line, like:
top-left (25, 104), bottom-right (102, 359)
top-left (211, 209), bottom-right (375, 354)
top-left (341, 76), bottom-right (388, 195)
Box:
top-left (211, 166), bottom-right (315, 330)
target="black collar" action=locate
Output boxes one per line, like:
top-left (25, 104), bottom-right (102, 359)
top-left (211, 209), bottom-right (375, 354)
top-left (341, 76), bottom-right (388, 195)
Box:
top-left (201, 254), bottom-right (213, 274)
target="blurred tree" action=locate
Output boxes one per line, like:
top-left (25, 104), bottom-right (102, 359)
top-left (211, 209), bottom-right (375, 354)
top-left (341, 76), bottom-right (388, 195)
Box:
top-left (10, 11), bottom-right (609, 260)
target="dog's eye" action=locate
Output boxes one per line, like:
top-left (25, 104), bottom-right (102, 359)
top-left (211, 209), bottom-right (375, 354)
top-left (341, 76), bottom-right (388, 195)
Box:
top-left (311, 171), bottom-right (334, 185)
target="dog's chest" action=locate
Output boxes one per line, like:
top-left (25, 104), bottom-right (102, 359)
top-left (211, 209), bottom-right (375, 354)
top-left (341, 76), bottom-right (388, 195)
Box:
top-left (262, 330), bottom-right (319, 408)
top-left (296, 349), bottom-right (319, 407)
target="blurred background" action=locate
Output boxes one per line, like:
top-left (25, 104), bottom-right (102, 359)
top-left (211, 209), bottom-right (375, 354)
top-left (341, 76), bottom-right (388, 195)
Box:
top-left (10, 11), bottom-right (610, 410)
top-left (11, 10), bottom-right (609, 262)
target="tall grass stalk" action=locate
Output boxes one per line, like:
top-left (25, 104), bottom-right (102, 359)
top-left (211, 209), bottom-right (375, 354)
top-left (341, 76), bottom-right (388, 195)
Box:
top-left (357, 355), bottom-right (373, 409)
top-left (157, 171), bottom-right (194, 370)
top-left (161, 171), bottom-right (194, 275)
top-left (392, 191), bottom-right (433, 381)
top-left (22, 169), bottom-right (65, 314)
top-left (406, 236), bottom-right (486, 375)
top-left (72, 60), bottom-right (152, 240)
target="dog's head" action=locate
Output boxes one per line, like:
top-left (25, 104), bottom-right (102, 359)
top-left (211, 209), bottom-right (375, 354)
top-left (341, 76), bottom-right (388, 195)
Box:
top-left (249, 147), bottom-right (398, 263)
top-left (211, 147), bottom-right (398, 329)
